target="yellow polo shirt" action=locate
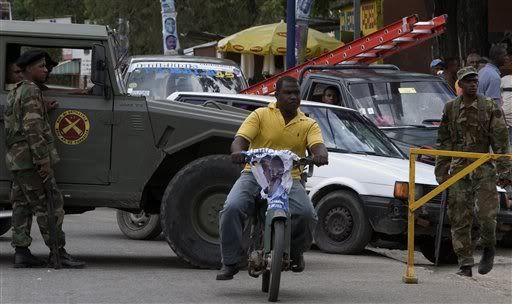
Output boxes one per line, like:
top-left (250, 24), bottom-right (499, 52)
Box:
top-left (236, 102), bottom-right (324, 179)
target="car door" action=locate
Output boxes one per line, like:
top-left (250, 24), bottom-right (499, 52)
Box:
top-left (2, 40), bottom-right (112, 185)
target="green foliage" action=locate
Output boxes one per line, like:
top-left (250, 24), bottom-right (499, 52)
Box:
top-left (11, 0), bottom-right (86, 22)
top-left (9, 0), bottom-right (339, 55)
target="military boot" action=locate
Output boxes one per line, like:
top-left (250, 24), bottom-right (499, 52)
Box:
top-left (48, 248), bottom-right (86, 268)
top-left (456, 266), bottom-right (472, 277)
top-left (14, 247), bottom-right (46, 268)
top-left (478, 247), bottom-right (495, 275)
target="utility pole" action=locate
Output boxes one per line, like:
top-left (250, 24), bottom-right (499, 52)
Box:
top-left (286, 0), bottom-right (296, 69)
top-left (354, 0), bottom-right (361, 40)
top-left (295, 0), bottom-right (315, 65)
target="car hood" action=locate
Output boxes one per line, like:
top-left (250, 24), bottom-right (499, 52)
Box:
top-left (314, 152), bottom-right (437, 186)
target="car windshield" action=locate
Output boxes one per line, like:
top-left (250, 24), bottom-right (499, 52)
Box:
top-left (126, 62), bottom-right (246, 100)
top-left (301, 105), bottom-right (403, 158)
top-left (348, 81), bottom-right (454, 127)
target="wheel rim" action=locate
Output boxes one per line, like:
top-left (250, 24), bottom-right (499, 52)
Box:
top-left (191, 187), bottom-right (227, 244)
top-left (126, 211), bottom-right (152, 230)
top-left (323, 206), bottom-right (354, 242)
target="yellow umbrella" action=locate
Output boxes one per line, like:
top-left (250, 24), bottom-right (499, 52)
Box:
top-left (218, 21), bottom-right (342, 58)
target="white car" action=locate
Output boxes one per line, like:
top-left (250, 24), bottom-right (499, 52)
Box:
top-left (168, 92), bottom-right (510, 264)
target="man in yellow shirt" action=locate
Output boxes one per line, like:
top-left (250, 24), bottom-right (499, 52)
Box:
top-left (216, 76), bottom-right (329, 280)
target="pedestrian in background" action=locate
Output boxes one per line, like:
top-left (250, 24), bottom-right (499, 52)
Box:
top-left (430, 59), bottom-right (444, 76)
top-left (4, 49), bottom-right (85, 268)
top-left (443, 57), bottom-right (460, 92)
top-left (5, 62), bottom-right (23, 91)
top-left (478, 44), bottom-right (508, 104)
top-left (501, 54), bottom-right (512, 128)
top-left (466, 52), bottom-right (481, 70)
top-left (435, 67), bottom-right (511, 277)
top-left (478, 57), bottom-right (489, 71)
top-left (455, 52), bottom-right (482, 96)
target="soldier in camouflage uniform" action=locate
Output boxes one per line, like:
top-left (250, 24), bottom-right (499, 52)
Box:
top-left (435, 66), bottom-right (511, 277)
top-left (4, 50), bottom-right (85, 268)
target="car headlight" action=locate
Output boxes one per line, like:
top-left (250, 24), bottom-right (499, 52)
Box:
top-left (393, 181), bottom-right (423, 200)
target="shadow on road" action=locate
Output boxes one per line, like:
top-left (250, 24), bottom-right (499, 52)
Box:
top-left (0, 252), bottom-right (199, 270)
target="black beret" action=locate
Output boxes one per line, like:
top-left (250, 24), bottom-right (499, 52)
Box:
top-left (16, 49), bottom-right (47, 70)
top-left (44, 52), bottom-right (59, 68)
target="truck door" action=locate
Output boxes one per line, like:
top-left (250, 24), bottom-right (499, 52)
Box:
top-left (3, 42), bottom-right (112, 185)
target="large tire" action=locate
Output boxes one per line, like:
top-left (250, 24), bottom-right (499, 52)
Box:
top-left (116, 210), bottom-right (162, 240)
top-left (419, 237), bottom-right (458, 265)
top-left (0, 217), bottom-right (11, 237)
top-left (160, 155), bottom-right (241, 269)
top-left (268, 220), bottom-right (285, 302)
top-left (314, 190), bottom-right (372, 254)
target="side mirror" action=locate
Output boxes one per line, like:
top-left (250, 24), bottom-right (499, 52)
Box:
top-left (91, 44), bottom-right (107, 86)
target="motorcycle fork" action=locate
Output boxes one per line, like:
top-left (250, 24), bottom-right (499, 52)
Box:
top-left (263, 208), bottom-right (291, 265)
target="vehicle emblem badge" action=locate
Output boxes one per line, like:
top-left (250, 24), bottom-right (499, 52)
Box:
top-left (55, 110), bottom-right (90, 145)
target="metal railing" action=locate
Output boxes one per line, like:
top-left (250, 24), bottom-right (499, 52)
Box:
top-left (403, 148), bottom-right (511, 284)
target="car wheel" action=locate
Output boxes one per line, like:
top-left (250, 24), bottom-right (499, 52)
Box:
top-left (418, 236), bottom-right (458, 264)
top-left (314, 190), bottom-right (372, 254)
top-left (160, 155), bottom-right (241, 269)
top-left (116, 210), bottom-right (162, 240)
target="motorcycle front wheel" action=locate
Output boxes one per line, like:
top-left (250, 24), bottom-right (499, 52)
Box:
top-left (268, 219), bottom-right (285, 302)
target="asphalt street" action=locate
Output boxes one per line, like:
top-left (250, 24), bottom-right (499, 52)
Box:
top-left (0, 208), bottom-right (510, 304)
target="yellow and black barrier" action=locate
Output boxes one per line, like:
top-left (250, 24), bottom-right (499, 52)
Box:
top-left (402, 148), bottom-right (511, 284)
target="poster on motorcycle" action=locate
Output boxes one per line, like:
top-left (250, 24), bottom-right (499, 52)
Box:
top-left (245, 149), bottom-right (299, 211)
top-left (161, 0), bottom-right (180, 54)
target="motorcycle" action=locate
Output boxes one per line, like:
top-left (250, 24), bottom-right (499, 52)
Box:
top-left (241, 149), bottom-right (314, 302)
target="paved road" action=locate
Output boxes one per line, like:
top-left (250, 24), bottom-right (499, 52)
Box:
top-left (0, 208), bottom-right (510, 304)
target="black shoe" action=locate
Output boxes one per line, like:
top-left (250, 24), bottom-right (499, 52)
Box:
top-left (478, 247), bottom-right (495, 275)
top-left (456, 266), bottom-right (473, 277)
top-left (14, 247), bottom-right (46, 268)
top-left (290, 252), bottom-right (305, 273)
top-left (49, 248), bottom-right (86, 269)
top-left (216, 264), bottom-right (239, 280)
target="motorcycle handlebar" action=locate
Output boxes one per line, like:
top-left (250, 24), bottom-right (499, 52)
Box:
top-left (239, 151), bottom-right (314, 168)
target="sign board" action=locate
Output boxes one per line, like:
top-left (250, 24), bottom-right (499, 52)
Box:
top-left (161, 0), bottom-right (180, 54)
top-left (339, 0), bottom-right (382, 36)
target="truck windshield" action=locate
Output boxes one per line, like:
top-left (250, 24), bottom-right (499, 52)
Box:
top-left (348, 81), bottom-right (454, 127)
top-left (126, 62), bottom-right (246, 100)
top-left (301, 106), bottom-right (403, 158)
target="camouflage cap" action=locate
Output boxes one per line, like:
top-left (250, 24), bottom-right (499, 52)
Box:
top-left (16, 49), bottom-right (46, 70)
top-left (457, 66), bottom-right (478, 81)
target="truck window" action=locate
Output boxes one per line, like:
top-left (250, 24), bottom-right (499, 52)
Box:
top-left (307, 81), bottom-right (342, 106)
top-left (348, 81), bottom-right (453, 127)
top-left (6, 44), bottom-right (97, 95)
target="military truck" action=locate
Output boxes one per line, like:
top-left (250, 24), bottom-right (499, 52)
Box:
top-left (0, 20), bottom-right (247, 268)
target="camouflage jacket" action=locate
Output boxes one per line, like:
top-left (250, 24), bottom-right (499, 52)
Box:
top-left (434, 94), bottom-right (511, 182)
top-left (4, 80), bottom-right (59, 171)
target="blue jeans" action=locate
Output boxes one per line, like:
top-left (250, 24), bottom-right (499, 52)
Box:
top-left (219, 172), bottom-right (317, 265)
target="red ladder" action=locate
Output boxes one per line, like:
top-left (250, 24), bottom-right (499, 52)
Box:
top-left (241, 14), bottom-right (447, 95)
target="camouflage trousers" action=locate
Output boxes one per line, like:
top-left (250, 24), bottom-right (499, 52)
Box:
top-left (10, 168), bottom-right (66, 249)
top-left (447, 175), bottom-right (498, 267)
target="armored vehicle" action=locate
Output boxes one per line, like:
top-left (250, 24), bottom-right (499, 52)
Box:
top-left (0, 20), bottom-right (246, 268)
